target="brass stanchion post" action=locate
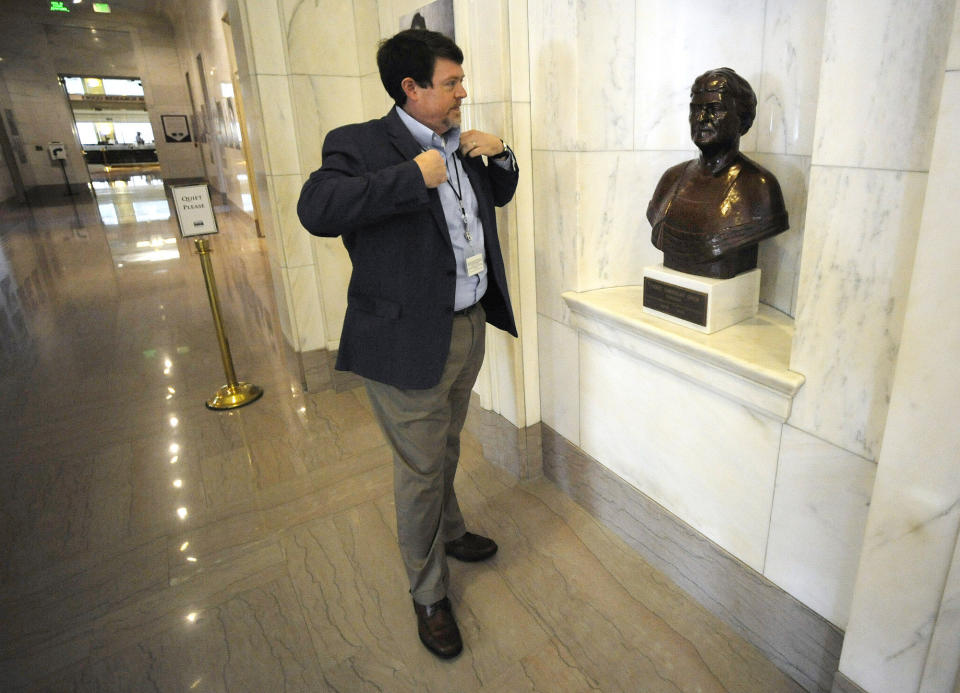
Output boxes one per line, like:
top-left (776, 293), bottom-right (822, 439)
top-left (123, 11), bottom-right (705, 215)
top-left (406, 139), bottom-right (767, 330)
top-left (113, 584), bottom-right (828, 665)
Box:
top-left (195, 237), bottom-right (263, 410)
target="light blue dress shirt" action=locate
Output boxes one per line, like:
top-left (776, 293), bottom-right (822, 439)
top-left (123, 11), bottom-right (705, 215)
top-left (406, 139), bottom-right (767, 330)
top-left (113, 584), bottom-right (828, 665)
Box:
top-left (396, 106), bottom-right (513, 311)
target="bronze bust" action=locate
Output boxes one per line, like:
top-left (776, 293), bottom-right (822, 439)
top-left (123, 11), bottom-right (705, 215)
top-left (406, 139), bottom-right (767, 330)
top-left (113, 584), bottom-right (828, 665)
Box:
top-left (647, 68), bottom-right (788, 279)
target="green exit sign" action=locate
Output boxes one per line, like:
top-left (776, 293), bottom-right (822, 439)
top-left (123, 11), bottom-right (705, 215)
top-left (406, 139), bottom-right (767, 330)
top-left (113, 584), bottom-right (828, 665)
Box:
top-left (93, 2), bottom-right (111, 12)
top-left (50, 1), bottom-right (70, 11)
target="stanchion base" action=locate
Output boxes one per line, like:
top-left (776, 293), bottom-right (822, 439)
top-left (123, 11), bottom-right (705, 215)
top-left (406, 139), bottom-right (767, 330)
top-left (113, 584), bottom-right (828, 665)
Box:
top-left (205, 382), bottom-right (263, 410)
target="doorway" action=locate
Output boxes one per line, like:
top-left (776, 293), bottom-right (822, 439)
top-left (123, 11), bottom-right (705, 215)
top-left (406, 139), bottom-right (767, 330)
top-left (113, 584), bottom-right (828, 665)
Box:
top-left (59, 74), bottom-right (158, 182)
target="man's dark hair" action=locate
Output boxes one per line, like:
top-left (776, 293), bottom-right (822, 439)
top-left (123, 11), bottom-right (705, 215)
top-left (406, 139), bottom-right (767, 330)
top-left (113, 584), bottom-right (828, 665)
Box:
top-left (691, 67), bottom-right (757, 135)
top-left (377, 29), bottom-right (463, 107)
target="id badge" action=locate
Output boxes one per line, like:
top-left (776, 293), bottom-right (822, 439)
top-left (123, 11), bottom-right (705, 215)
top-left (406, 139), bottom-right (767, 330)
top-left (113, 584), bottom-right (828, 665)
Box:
top-left (466, 253), bottom-right (486, 276)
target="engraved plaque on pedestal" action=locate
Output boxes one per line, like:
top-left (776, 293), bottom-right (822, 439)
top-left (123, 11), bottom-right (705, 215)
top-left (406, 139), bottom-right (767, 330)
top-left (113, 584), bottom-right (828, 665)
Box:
top-left (643, 278), bottom-right (708, 326)
top-left (642, 264), bottom-right (760, 334)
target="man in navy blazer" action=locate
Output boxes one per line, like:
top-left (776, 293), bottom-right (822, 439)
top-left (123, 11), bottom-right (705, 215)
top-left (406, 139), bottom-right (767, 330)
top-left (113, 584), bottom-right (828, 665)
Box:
top-left (297, 29), bottom-right (518, 659)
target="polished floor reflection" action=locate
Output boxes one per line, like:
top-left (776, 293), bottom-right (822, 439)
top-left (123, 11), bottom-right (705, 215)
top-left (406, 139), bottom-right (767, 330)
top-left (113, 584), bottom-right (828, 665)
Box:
top-left (0, 175), bottom-right (804, 692)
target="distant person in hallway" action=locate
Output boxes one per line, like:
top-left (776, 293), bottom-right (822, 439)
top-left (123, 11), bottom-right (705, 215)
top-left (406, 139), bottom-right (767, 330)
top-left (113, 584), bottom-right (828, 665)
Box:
top-left (647, 67), bottom-right (789, 279)
top-left (297, 29), bottom-right (518, 659)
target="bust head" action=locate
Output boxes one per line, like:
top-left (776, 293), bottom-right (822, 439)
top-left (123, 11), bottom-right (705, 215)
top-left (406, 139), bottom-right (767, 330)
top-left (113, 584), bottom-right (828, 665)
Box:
top-left (688, 68), bottom-right (756, 152)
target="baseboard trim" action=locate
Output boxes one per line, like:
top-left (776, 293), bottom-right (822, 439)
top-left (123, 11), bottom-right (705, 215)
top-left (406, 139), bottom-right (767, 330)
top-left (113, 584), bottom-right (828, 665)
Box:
top-left (540, 424), bottom-right (843, 693)
top-left (295, 347), bottom-right (362, 393)
top-left (464, 399), bottom-right (543, 480)
top-left (831, 671), bottom-right (868, 693)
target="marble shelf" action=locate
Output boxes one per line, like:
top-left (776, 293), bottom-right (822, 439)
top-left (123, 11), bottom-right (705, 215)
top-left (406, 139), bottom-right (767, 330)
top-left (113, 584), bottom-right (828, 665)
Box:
top-left (562, 286), bottom-right (805, 421)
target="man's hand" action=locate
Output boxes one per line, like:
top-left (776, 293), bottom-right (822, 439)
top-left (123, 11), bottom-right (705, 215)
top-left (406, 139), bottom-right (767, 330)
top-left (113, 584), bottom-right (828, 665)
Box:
top-left (459, 130), bottom-right (504, 158)
top-left (414, 149), bottom-right (447, 188)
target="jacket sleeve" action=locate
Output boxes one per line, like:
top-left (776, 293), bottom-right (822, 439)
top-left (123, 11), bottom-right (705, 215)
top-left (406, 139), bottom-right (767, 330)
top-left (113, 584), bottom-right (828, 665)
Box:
top-left (485, 152), bottom-right (520, 208)
top-left (297, 126), bottom-right (430, 238)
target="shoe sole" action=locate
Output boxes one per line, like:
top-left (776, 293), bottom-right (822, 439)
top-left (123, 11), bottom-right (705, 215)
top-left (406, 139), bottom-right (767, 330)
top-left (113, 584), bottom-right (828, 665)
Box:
top-left (445, 546), bottom-right (498, 562)
top-left (418, 632), bottom-right (463, 659)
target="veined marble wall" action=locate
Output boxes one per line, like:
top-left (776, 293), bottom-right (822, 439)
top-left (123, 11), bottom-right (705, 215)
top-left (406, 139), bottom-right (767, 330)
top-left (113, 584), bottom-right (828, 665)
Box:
top-left (228, 0), bottom-right (382, 352)
top-left (229, 0), bottom-right (538, 428)
top-left (532, 0), bottom-right (874, 631)
top-left (789, 0), bottom-right (955, 462)
top-left (531, 0), bottom-right (819, 325)
top-left (531, 0), bottom-right (954, 649)
top-left (838, 6), bottom-right (960, 692)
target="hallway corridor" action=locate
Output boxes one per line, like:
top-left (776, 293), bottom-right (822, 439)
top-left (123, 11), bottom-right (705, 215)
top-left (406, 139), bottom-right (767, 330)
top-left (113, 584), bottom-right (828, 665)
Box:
top-left (0, 176), bottom-right (804, 692)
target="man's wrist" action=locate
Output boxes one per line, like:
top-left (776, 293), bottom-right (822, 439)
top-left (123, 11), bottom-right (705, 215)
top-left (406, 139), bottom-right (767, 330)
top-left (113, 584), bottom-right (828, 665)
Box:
top-left (489, 141), bottom-right (511, 160)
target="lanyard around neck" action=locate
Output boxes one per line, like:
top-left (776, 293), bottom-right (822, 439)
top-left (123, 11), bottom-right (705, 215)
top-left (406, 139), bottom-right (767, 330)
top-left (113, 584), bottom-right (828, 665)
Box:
top-left (423, 145), bottom-right (473, 243)
top-left (446, 154), bottom-right (466, 217)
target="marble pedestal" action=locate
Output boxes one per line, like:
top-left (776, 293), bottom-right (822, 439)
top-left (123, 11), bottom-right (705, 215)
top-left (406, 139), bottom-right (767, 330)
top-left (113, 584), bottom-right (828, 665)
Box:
top-left (642, 264), bottom-right (760, 334)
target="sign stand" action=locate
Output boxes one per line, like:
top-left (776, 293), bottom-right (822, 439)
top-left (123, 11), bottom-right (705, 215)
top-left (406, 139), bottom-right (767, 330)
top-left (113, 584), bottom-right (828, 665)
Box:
top-left (172, 183), bottom-right (263, 410)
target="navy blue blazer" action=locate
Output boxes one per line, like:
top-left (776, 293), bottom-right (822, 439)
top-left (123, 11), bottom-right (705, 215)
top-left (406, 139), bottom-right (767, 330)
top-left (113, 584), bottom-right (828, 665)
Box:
top-left (297, 108), bottom-right (519, 389)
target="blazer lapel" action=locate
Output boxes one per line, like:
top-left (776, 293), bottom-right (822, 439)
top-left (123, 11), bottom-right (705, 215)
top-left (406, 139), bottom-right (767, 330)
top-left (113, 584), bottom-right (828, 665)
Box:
top-left (384, 109), bottom-right (450, 249)
top-left (384, 108), bottom-right (421, 160)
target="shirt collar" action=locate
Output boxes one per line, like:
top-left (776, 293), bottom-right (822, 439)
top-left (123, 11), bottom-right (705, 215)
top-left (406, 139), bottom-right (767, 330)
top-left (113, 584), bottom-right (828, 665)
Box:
top-left (395, 105), bottom-right (460, 157)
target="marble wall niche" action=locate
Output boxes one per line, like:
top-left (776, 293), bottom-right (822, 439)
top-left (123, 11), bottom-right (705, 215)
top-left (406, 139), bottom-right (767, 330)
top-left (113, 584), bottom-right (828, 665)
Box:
top-left (528, 0), bottom-right (825, 340)
top-left (634, 0), bottom-right (822, 318)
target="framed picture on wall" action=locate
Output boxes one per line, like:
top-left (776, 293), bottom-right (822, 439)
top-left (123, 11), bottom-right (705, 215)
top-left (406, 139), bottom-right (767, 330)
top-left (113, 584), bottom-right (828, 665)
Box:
top-left (400, 0), bottom-right (454, 40)
top-left (161, 114), bottom-right (192, 143)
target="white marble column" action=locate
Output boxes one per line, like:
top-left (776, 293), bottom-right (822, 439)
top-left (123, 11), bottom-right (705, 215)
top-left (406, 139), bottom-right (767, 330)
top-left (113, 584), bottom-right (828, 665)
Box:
top-left (457, 0), bottom-right (541, 429)
top-left (837, 5), bottom-right (960, 691)
top-left (231, 0), bottom-right (379, 353)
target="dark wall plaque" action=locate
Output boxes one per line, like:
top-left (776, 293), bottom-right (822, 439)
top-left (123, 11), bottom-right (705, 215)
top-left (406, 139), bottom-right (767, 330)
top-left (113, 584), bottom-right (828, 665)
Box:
top-left (643, 277), bottom-right (708, 326)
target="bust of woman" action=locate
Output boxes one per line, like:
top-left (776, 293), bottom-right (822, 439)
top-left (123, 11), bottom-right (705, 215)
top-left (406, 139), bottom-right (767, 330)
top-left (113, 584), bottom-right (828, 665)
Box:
top-left (646, 68), bottom-right (788, 279)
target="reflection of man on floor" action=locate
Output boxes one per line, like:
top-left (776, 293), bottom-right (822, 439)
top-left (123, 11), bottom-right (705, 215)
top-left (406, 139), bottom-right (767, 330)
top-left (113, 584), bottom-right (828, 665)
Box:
top-left (297, 29), bottom-right (519, 659)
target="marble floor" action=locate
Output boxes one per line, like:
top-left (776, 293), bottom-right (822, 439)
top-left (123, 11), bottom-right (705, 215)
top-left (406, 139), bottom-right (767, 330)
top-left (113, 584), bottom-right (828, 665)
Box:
top-left (0, 172), bottom-right (805, 692)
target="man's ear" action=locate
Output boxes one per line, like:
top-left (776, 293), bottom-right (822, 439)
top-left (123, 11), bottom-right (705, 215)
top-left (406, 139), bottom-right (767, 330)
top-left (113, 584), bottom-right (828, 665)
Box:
top-left (401, 77), bottom-right (419, 103)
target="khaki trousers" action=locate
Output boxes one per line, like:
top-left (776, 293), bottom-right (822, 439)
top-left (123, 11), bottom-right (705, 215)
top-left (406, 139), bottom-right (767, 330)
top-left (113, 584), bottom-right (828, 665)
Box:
top-left (363, 303), bottom-right (486, 605)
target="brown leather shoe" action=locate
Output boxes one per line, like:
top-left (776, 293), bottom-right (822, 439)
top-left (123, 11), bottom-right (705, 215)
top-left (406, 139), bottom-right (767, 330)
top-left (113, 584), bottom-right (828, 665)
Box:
top-left (444, 532), bottom-right (498, 562)
top-left (413, 597), bottom-right (462, 659)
